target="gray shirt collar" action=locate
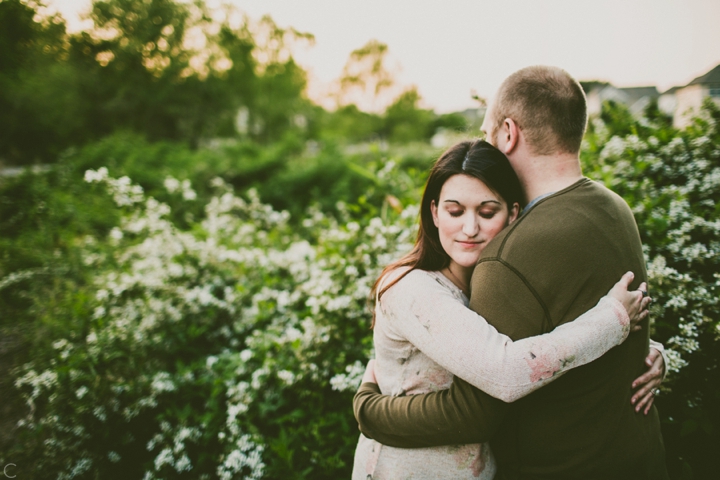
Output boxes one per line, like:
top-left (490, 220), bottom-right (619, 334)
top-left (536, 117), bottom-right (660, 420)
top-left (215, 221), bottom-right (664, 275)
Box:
top-left (522, 191), bottom-right (556, 215)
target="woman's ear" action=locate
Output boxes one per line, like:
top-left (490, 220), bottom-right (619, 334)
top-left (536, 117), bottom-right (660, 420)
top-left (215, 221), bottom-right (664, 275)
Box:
top-left (508, 202), bottom-right (520, 224)
top-left (431, 200), bottom-right (440, 227)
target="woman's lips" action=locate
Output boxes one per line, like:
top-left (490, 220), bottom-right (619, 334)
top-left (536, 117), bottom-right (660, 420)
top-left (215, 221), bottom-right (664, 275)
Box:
top-left (457, 240), bottom-right (482, 248)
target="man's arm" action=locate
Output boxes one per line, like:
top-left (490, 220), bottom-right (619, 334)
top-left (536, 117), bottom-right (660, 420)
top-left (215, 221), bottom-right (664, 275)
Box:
top-left (353, 260), bottom-right (547, 447)
top-left (353, 377), bottom-right (508, 447)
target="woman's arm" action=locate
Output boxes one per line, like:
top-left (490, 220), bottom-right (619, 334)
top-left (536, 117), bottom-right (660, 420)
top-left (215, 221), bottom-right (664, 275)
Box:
top-left (379, 270), bottom-right (647, 402)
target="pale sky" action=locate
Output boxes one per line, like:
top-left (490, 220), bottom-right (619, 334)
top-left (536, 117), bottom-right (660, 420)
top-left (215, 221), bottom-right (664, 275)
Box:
top-left (50, 0), bottom-right (720, 113)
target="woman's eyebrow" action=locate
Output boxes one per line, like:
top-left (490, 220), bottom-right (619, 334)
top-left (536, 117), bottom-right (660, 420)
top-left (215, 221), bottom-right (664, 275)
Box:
top-left (443, 199), bottom-right (501, 206)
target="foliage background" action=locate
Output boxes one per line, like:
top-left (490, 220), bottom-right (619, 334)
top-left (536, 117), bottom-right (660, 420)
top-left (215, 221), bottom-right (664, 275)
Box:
top-left (1, 0), bottom-right (718, 478)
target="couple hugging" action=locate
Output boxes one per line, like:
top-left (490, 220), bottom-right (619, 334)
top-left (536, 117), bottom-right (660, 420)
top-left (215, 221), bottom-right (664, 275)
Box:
top-left (351, 66), bottom-right (669, 479)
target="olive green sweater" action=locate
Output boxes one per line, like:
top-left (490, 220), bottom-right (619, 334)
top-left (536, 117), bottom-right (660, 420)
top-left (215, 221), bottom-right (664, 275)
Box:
top-left (354, 178), bottom-right (669, 480)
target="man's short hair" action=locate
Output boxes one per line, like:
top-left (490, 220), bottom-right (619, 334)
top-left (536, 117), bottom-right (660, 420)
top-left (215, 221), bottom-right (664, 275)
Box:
top-left (493, 66), bottom-right (587, 155)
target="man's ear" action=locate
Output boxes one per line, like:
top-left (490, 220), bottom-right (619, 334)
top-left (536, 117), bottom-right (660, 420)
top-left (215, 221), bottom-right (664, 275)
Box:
top-left (501, 118), bottom-right (520, 155)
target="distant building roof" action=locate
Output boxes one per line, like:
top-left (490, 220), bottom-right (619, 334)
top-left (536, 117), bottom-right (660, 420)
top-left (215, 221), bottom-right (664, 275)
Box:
top-left (688, 64), bottom-right (720, 86)
top-left (617, 86), bottom-right (659, 104)
top-left (579, 81), bottom-right (611, 94)
top-left (661, 86), bottom-right (681, 95)
top-left (458, 107), bottom-right (486, 122)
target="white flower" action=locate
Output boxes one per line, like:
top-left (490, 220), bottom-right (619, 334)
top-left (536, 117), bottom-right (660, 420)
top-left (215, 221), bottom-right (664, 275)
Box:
top-left (664, 349), bottom-right (688, 373)
top-left (600, 136), bottom-right (627, 160)
top-left (175, 454), bottom-right (192, 472)
top-left (206, 356), bottom-right (219, 369)
top-left (75, 386), bottom-right (89, 399)
top-left (109, 227), bottom-right (124, 241)
top-left (153, 447), bottom-right (174, 471)
top-left (181, 180), bottom-right (197, 200)
top-left (164, 177), bottom-right (180, 193)
top-left (277, 370), bottom-right (295, 385)
top-left (151, 372), bottom-right (176, 393)
top-left (93, 406), bottom-right (107, 422)
top-left (84, 167), bottom-right (108, 183)
top-left (329, 361), bottom-right (366, 392)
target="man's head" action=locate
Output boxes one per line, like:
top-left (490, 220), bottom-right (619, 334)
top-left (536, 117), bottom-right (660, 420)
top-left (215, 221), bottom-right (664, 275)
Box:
top-left (481, 66), bottom-right (587, 156)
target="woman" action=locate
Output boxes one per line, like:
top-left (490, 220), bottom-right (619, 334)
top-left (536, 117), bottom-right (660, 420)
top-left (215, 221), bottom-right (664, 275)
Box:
top-left (351, 140), bottom-right (663, 479)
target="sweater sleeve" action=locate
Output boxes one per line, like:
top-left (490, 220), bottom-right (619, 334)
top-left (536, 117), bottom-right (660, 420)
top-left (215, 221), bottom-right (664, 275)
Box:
top-left (379, 270), bottom-right (631, 402)
top-left (354, 376), bottom-right (507, 447)
top-left (648, 338), bottom-right (669, 380)
top-left (352, 263), bottom-right (633, 448)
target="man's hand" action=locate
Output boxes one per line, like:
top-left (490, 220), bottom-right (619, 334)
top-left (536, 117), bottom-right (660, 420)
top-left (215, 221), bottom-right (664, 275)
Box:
top-left (631, 348), bottom-right (665, 414)
top-left (361, 359), bottom-right (377, 385)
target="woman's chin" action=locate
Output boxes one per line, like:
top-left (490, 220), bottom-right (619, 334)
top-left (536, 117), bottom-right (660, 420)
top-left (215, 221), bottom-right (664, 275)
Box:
top-left (451, 255), bottom-right (481, 270)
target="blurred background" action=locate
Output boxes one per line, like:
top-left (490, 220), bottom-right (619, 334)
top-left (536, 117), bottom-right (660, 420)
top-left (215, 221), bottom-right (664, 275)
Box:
top-left (0, 0), bottom-right (718, 478)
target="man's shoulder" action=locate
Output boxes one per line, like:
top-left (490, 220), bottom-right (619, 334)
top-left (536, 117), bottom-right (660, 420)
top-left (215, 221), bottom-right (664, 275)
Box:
top-left (521, 178), bottom-right (629, 228)
top-left (482, 179), bottom-right (633, 259)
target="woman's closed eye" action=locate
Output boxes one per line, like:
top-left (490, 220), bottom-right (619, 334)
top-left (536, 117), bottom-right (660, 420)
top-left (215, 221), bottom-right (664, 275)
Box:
top-left (479, 208), bottom-right (500, 219)
top-left (447, 208), bottom-right (498, 219)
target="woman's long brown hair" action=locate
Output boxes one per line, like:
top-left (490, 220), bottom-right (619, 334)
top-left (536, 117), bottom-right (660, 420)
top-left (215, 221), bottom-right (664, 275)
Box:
top-left (369, 139), bottom-right (523, 328)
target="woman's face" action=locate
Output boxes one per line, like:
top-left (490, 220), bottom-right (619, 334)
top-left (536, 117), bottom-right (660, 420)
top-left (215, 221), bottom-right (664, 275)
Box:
top-left (431, 174), bottom-right (519, 271)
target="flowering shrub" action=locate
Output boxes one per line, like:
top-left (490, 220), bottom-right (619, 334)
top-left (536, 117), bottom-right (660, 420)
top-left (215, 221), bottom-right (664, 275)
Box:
top-left (11, 170), bottom-right (416, 478)
top-left (3, 102), bottom-right (718, 479)
top-left (583, 100), bottom-right (720, 478)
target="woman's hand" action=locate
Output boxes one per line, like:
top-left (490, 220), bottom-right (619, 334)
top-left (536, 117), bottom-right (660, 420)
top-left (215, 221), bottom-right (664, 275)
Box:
top-left (361, 359), bottom-right (377, 385)
top-left (631, 348), bottom-right (665, 414)
top-left (608, 271), bottom-right (652, 332)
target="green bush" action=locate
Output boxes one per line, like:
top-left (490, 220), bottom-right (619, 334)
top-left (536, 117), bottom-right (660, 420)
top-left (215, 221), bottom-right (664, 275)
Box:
top-left (1, 133), bottom-right (432, 478)
top-left (7, 170), bottom-right (416, 478)
top-left (583, 99), bottom-right (720, 479)
top-left (1, 101), bottom-right (718, 479)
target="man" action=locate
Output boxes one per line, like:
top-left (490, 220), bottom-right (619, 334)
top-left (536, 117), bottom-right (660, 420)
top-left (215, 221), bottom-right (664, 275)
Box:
top-left (353, 66), bottom-right (669, 479)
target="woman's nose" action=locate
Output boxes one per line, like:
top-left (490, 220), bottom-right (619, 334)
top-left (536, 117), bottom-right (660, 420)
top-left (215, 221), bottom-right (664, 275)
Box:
top-left (462, 215), bottom-right (480, 236)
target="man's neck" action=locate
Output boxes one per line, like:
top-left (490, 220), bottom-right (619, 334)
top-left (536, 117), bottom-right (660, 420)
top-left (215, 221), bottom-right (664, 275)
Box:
top-left (515, 152), bottom-right (584, 204)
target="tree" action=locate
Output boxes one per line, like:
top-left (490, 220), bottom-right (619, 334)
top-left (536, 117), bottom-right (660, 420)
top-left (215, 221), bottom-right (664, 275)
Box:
top-left (335, 39), bottom-right (400, 112)
top-left (0, 0), bottom-right (319, 163)
top-left (68, 0), bottom-right (253, 145)
top-left (69, 1), bottom-right (317, 145)
top-left (0, 0), bottom-right (84, 164)
top-left (583, 99), bottom-right (720, 479)
top-left (240, 15), bottom-right (314, 142)
top-left (382, 86), bottom-right (434, 142)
